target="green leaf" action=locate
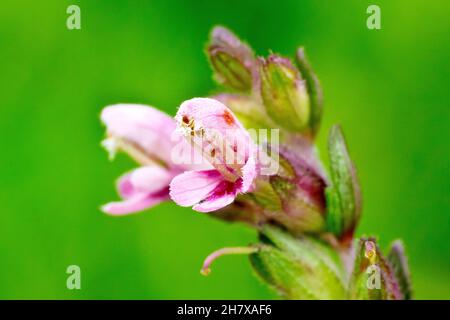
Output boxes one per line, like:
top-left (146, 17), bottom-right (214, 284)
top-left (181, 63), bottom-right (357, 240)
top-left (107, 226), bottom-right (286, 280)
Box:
top-left (326, 125), bottom-right (362, 241)
top-left (296, 48), bottom-right (323, 136)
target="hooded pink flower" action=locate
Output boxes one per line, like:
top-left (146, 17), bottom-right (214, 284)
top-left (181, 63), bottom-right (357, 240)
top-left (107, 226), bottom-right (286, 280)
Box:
top-left (169, 98), bottom-right (258, 212)
top-left (100, 104), bottom-right (209, 215)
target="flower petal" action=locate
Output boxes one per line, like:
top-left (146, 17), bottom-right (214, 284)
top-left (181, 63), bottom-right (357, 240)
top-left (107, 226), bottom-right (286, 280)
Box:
top-left (193, 191), bottom-right (236, 212)
top-left (175, 98), bottom-right (254, 180)
top-left (117, 172), bottom-right (134, 199)
top-left (169, 170), bottom-right (223, 207)
top-left (194, 179), bottom-right (240, 212)
top-left (101, 104), bottom-right (175, 164)
top-left (117, 166), bottom-right (173, 197)
top-left (241, 152), bottom-right (257, 192)
top-left (108, 166), bottom-right (173, 215)
top-left (129, 166), bottom-right (173, 194)
top-left (102, 190), bottom-right (169, 216)
top-left (176, 97), bottom-right (248, 139)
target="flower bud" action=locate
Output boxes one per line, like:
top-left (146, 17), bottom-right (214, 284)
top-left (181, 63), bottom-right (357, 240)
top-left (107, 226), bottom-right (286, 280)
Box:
top-left (268, 161), bottom-right (326, 234)
top-left (387, 240), bottom-right (413, 300)
top-left (348, 238), bottom-right (402, 300)
top-left (249, 225), bottom-right (346, 299)
top-left (259, 55), bottom-right (311, 132)
top-left (326, 125), bottom-right (362, 243)
top-left (206, 26), bottom-right (255, 92)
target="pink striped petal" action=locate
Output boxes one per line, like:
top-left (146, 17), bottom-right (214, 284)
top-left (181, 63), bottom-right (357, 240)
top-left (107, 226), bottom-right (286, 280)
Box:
top-left (193, 180), bottom-right (239, 212)
top-left (193, 193), bottom-right (236, 212)
top-left (169, 170), bottom-right (223, 207)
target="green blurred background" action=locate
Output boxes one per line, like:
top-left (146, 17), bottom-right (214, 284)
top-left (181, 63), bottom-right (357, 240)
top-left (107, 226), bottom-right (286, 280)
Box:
top-left (0, 0), bottom-right (449, 299)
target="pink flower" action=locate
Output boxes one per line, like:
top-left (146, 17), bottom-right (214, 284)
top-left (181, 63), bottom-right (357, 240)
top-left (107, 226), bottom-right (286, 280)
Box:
top-left (100, 104), bottom-right (208, 215)
top-left (169, 98), bottom-right (258, 212)
top-left (101, 166), bottom-right (172, 215)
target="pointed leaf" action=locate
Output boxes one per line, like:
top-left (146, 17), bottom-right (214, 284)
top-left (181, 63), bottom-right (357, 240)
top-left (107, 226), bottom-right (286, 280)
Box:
top-left (296, 48), bottom-right (323, 136)
top-left (326, 125), bottom-right (362, 242)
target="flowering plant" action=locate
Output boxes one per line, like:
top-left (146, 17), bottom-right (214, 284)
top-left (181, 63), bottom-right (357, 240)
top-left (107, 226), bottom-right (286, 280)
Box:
top-left (100, 26), bottom-right (412, 300)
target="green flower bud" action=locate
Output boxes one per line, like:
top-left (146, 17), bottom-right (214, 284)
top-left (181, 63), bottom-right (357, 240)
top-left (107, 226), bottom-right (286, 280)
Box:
top-left (326, 125), bottom-right (362, 243)
top-left (206, 26), bottom-right (255, 92)
top-left (387, 240), bottom-right (413, 300)
top-left (250, 225), bottom-right (346, 299)
top-left (259, 55), bottom-right (311, 132)
top-left (348, 238), bottom-right (402, 300)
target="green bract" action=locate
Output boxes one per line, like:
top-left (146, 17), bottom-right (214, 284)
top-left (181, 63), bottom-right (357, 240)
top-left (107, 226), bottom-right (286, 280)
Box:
top-left (326, 125), bottom-right (362, 241)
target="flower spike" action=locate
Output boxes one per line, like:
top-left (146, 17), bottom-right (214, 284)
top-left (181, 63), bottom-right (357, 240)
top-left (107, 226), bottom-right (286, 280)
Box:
top-left (99, 27), bottom-right (412, 300)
